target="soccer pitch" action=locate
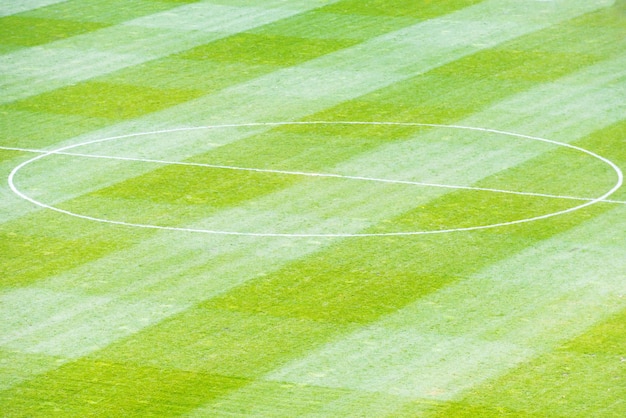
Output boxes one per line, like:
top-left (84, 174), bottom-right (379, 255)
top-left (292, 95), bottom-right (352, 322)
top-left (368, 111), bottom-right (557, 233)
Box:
top-left (1, 0), bottom-right (625, 416)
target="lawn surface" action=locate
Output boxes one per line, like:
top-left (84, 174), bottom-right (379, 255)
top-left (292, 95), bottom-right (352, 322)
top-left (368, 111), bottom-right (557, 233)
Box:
top-left (1, 0), bottom-right (625, 416)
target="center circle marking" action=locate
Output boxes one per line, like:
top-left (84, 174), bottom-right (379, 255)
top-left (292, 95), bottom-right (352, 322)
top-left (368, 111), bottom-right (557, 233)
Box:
top-left (8, 121), bottom-right (623, 237)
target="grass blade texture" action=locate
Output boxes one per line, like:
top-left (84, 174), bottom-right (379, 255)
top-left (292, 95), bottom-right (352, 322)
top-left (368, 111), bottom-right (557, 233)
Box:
top-left (1, 0), bottom-right (625, 416)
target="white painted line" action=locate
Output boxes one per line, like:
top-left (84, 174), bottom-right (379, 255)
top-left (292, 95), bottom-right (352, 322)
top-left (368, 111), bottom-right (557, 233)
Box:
top-left (3, 145), bottom-right (625, 205)
top-left (5, 121), bottom-right (624, 237)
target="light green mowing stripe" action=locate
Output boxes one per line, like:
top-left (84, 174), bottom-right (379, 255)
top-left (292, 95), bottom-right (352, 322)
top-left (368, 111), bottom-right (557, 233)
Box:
top-left (0, 287), bottom-right (189, 358)
top-left (2, 2), bottom-right (625, 416)
top-left (434, 348), bottom-right (625, 417)
top-left (1, 0), bottom-right (621, 354)
top-left (2, 1), bottom-right (616, 296)
top-left (427, 261), bottom-right (626, 416)
top-left (186, 45), bottom-right (624, 418)
top-left (302, 4), bottom-right (626, 124)
top-left (0, 349), bottom-right (68, 392)
top-left (263, 205), bottom-right (626, 404)
top-left (0, 0), bottom-right (498, 315)
top-left (110, 0), bottom-right (612, 130)
top-left (0, 0), bottom-right (66, 17)
top-left (3, 0), bottom-right (615, 227)
top-left (3, 0), bottom-right (603, 174)
top-left (186, 209), bottom-right (626, 415)
top-left (187, 380), bottom-right (435, 417)
top-left (463, 53), bottom-right (626, 142)
top-left (0, 216), bottom-right (134, 288)
top-left (0, 0), bottom-right (346, 104)
top-left (578, 119), bottom-right (626, 202)
top-left (0, 227), bottom-right (344, 358)
top-left (249, 9), bottom-right (417, 41)
top-left (3, 87), bottom-right (621, 414)
top-left (3, 0), bottom-right (612, 137)
top-left (0, 0), bottom-right (492, 235)
top-left (40, 52), bottom-right (623, 240)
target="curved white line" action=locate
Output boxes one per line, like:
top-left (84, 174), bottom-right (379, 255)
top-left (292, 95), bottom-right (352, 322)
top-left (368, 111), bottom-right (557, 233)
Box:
top-left (6, 121), bottom-right (624, 237)
top-left (4, 146), bottom-right (624, 204)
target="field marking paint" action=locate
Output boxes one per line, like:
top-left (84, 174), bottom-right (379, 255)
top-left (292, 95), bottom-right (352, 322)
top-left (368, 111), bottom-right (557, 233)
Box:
top-left (5, 145), bottom-right (626, 205)
top-left (5, 121), bottom-right (624, 237)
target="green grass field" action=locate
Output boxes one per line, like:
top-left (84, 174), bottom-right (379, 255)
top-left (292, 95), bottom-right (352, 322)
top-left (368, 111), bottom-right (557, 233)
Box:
top-left (1, 0), bottom-right (625, 416)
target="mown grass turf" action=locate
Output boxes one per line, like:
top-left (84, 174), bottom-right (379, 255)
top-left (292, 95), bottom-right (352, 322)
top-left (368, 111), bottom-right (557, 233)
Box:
top-left (0, 110), bottom-right (111, 149)
top-left (0, 16), bottom-right (108, 47)
top-left (7, 82), bottom-right (204, 119)
top-left (0, 359), bottom-right (248, 416)
top-left (1, 0), bottom-right (625, 416)
top-left (320, 0), bottom-right (484, 19)
top-left (19, 0), bottom-right (192, 24)
top-left (179, 33), bottom-right (359, 66)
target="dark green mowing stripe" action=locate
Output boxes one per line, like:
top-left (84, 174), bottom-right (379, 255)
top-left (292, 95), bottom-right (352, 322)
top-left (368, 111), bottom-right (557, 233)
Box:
top-left (0, 16), bottom-right (109, 48)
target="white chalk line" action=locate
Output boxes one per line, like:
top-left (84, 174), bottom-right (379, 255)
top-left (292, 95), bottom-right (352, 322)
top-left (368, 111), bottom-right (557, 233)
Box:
top-left (3, 144), bottom-right (625, 205)
top-left (4, 121), bottom-right (625, 237)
